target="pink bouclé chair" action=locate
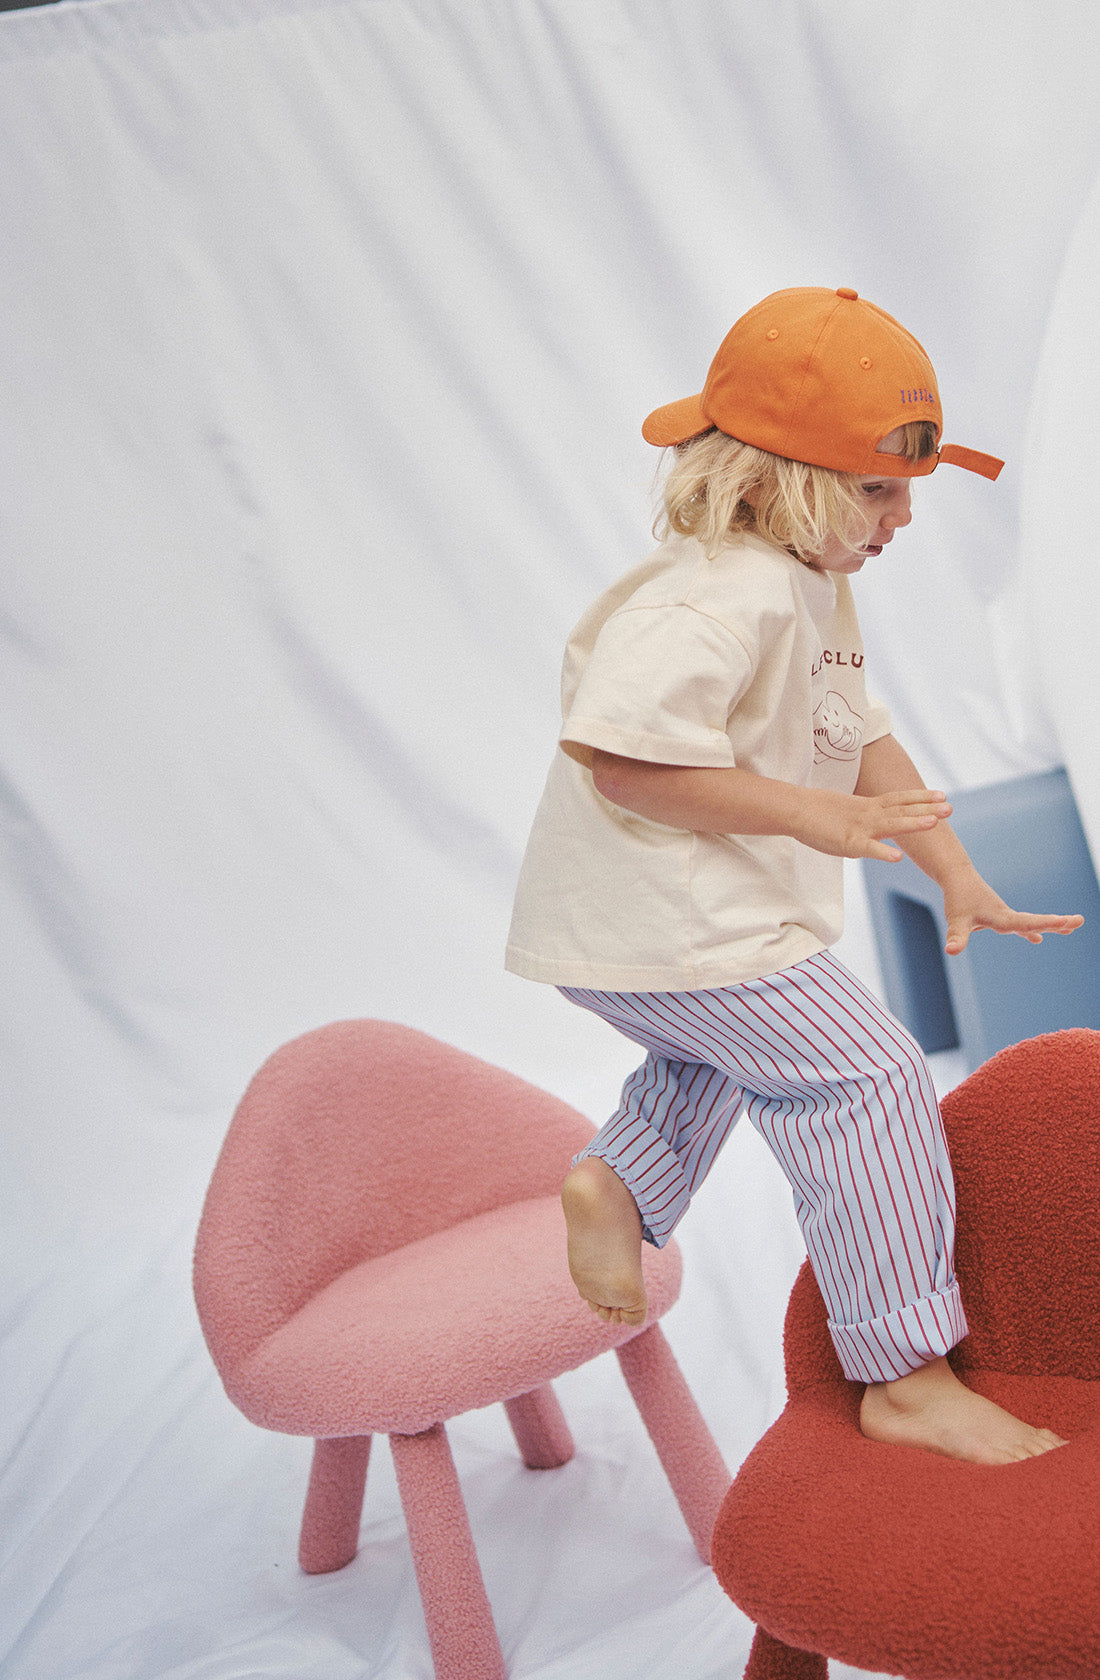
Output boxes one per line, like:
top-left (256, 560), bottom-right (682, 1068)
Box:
top-left (193, 1019), bottom-right (731, 1680)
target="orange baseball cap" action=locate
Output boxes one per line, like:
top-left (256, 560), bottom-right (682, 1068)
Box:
top-left (642, 286), bottom-right (1003, 480)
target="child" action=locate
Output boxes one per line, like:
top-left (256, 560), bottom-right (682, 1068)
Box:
top-left (505, 286), bottom-right (1083, 1466)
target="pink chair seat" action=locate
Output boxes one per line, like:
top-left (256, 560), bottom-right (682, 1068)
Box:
top-left (232, 1193), bottom-right (683, 1436)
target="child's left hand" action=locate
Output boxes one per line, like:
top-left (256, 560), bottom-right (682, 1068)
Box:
top-left (942, 875), bottom-right (1084, 955)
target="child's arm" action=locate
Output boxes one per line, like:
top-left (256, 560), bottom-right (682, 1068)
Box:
top-left (590, 748), bottom-right (950, 865)
top-left (591, 739), bottom-right (1084, 954)
top-left (854, 733), bottom-right (1084, 953)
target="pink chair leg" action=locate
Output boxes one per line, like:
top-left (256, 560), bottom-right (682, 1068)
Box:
top-left (616, 1322), bottom-right (731, 1563)
top-left (390, 1423), bottom-right (507, 1680)
top-left (299, 1435), bottom-right (372, 1573)
top-left (745, 1626), bottom-right (828, 1680)
top-left (503, 1384), bottom-right (575, 1469)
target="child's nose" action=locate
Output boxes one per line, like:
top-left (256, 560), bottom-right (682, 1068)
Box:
top-left (885, 493), bottom-right (912, 530)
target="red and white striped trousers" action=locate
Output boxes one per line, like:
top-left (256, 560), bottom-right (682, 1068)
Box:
top-left (561, 948), bottom-right (968, 1384)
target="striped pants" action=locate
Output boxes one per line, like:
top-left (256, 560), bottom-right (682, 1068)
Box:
top-left (561, 948), bottom-right (967, 1384)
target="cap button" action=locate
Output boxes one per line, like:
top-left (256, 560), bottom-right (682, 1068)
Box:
top-left (836, 287), bottom-right (859, 300)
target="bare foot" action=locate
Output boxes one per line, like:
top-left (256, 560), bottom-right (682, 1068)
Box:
top-left (860, 1357), bottom-right (1068, 1464)
top-left (561, 1158), bottom-right (648, 1326)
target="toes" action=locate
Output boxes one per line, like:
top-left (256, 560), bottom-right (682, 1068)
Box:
top-left (581, 1296), bottom-right (645, 1326)
top-left (1019, 1431), bottom-right (1067, 1459)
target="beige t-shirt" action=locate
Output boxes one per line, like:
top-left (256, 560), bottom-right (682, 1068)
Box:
top-left (506, 531), bottom-right (892, 992)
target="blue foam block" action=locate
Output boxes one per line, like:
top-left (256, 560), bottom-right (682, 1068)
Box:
top-left (861, 766), bottom-right (1100, 1072)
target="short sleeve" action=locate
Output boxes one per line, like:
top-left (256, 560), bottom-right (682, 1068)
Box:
top-left (560, 604), bottom-right (754, 769)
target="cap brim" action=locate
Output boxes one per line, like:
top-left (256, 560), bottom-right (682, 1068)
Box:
top-left (642, 394), bottom-right (711, 447)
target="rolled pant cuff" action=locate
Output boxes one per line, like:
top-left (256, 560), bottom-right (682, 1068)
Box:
top-left (829, 1283), bottom-right (969, 1384)
top-left (571, 1136), bottom-right (689, 1248)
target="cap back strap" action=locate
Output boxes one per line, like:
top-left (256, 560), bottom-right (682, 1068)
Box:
top-left (938, 444), bottom-right (1004, 481)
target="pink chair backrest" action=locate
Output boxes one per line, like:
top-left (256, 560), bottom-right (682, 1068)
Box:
top-left (194, 1019), bottom-right (594, 1378)
top-left (781, 1029), bottom-right (1100, 1392)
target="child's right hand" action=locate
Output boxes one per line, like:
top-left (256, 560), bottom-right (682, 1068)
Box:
top-left (590, 752), bottom-right (951, 859)
top-left (795, 786), bottom-right (952, 863)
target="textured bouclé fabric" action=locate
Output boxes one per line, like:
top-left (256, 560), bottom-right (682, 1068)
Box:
top-left (712, 1029), bottom-right (1100, 1680)
top-left (194, 1019), bottom-right (730, 1680)
top-left (194, 1018), bottom-right (682, 1435)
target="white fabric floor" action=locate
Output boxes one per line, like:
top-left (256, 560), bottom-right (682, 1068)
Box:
top-left (3, 2), bottom-right (1100, 1676)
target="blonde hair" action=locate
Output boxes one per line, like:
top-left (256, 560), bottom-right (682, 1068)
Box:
top-left (656, 422), bottom-right (938, 564)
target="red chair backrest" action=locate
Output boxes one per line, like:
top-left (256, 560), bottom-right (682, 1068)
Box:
top-left (782, 1030), bottom-right (1100, 1392)
top-left (943, 1028), bottom-right (1100, 1379)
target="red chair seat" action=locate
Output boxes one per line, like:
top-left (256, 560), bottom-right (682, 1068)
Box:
top-left (231, 1194), bottom-right (682, 1436)
top-left (720, 1368), bottom-right (1100, 1677)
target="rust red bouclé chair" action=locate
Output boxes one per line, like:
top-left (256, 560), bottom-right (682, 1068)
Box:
top-left (712, 1028), bottom-right (1100, 1680)
top-left (193, 1019), bottom-right (730, 1680)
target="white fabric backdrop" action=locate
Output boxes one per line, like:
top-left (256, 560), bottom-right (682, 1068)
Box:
top-left (1019, 165), bottom-right (1100, 854)
top-left (3, 3), bottom-right (1099, 1676)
